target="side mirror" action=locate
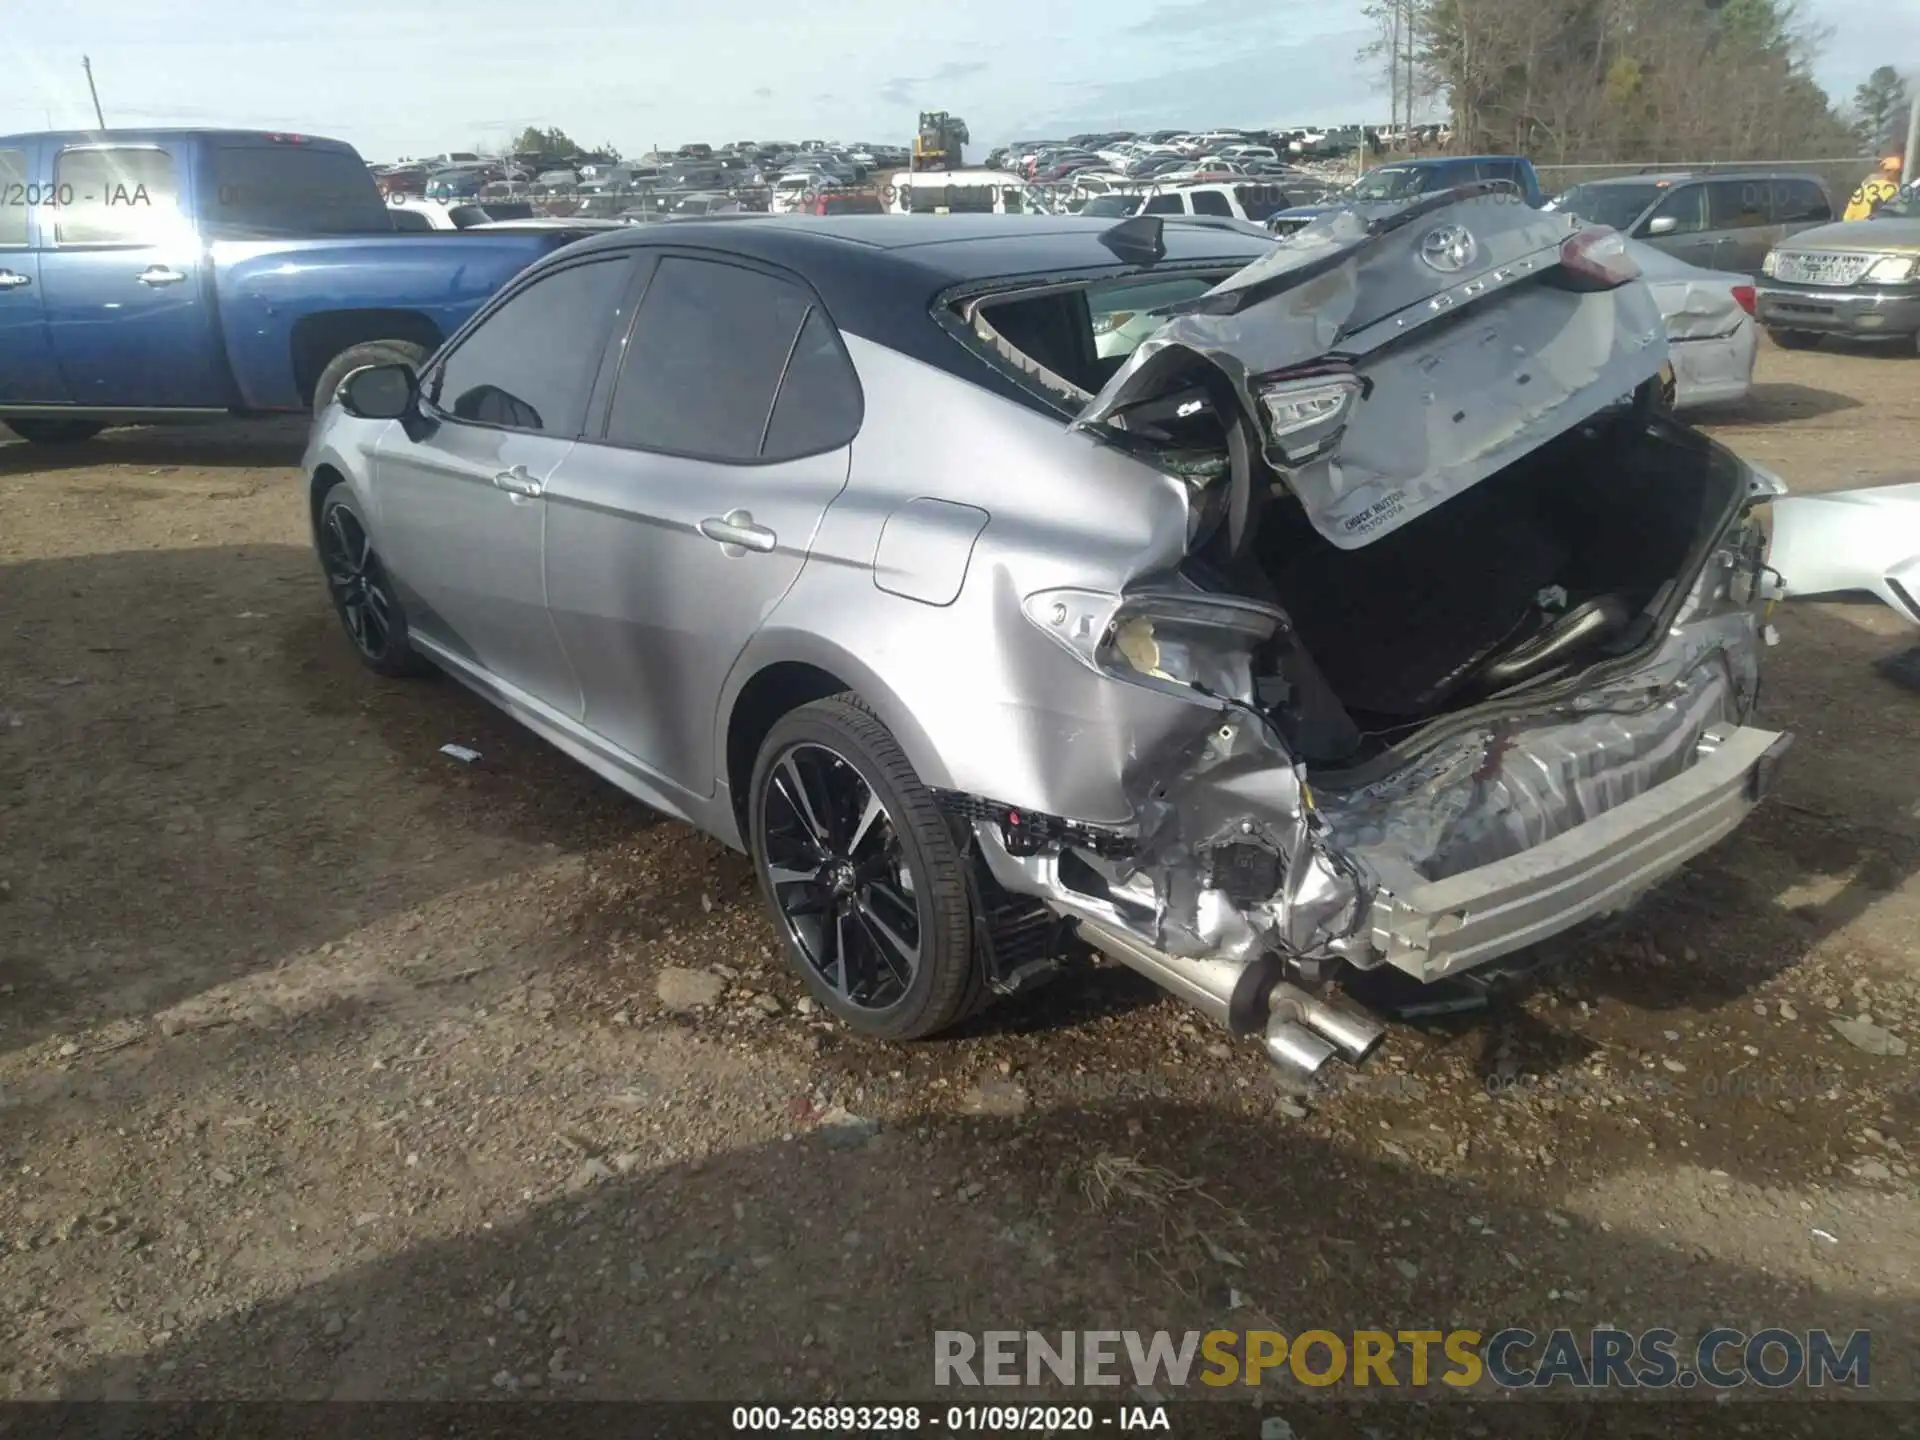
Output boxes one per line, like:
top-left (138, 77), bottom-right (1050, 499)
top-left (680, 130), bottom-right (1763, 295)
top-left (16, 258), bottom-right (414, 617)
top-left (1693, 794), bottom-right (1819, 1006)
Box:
top-left (1644, 215), bottom-right (1680, 236)
top-left (337, 363), bottom-right (418, 420)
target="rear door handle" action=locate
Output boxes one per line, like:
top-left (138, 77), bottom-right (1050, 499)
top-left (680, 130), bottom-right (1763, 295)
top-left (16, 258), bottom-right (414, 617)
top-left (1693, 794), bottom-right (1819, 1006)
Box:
top-left (492, 465), bottom-right (544, 498)
top-left (698, 508), bottom-right (777, 553)
top-left (0, 269), bottom-right (30, 290)
top-left (136, 265), bottom-right (188, 287)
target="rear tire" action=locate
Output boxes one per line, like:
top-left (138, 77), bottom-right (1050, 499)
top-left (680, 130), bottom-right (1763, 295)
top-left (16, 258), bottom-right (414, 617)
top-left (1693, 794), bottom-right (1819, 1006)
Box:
top-left (749, 695), bottom-right (981, 1040)
top-left (6, 419), bottom-right (105, 445)
top-left (312, 341), bottom-right (429, 413)
top-left (1766, 328), bottom-right (1823, 351)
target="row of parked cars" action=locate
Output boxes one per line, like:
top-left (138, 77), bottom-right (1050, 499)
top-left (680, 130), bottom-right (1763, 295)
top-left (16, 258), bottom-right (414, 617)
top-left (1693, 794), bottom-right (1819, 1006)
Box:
top-left (6, 121), bottom-right (1908, 1081)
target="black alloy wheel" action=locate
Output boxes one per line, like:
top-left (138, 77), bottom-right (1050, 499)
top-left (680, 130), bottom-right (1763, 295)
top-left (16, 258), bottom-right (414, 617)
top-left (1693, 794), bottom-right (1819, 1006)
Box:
top-left (761, 742), bottom-right (922, 1010)
top-left (317, 485), bottom-right (428, 678)
top-left (321, 501), bottom-right (393, 659)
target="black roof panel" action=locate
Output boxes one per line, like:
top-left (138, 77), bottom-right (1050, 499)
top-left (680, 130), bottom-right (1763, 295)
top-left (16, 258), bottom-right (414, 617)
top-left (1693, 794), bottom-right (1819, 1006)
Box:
top-left (557, 215), bottom-right (1271, 414)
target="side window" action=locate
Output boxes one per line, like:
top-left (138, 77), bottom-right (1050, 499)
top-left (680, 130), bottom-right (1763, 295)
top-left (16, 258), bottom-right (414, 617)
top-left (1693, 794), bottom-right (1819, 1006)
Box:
top-left (1707, 179), bottom-right (1768, 230)
top-left (53, 148), bottom-right (180, 245)
top-left (1190, 189), bottom-right (1233, 217)
top-left (428, 258), bottom-right (632, 435)
top-left (1233, 184), bottom-right (1284, 221)
top-left (603, 256), bottom-right (814, 461)
top-left (0, 150), bottom-right (27, 246)
top-left (763, 308), bottom-right (863, 459)
top-left (1772, 179), bottom-right (1831, 223)
top-left (1643, 184), bottom-right (1707, 236)
top-left (1142, 193), bottom-right (1184, 215)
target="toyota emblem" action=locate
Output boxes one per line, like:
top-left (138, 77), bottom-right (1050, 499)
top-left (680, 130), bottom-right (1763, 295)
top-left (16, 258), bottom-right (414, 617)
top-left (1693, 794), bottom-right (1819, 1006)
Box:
top-left (1419, 224), bottom-right (1478, 274)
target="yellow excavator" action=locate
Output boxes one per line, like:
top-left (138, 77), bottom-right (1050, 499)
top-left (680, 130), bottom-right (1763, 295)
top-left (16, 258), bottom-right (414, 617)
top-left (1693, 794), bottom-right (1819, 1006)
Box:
top-left (912, 111), bottom-right (970, 171)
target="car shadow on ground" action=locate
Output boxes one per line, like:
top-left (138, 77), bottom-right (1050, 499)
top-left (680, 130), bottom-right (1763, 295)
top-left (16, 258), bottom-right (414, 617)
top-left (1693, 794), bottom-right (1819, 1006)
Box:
top-left (47, 1085), bottom-right (1916, 1409)
top-left (1710, 381), bottom-right (1864, 425)
top-left (3, 547), bottom-right (1912, 1101)
top-left (0, 542), bottom-right (673, 1062)
top-left (0, 419), bottom-right (309, 477)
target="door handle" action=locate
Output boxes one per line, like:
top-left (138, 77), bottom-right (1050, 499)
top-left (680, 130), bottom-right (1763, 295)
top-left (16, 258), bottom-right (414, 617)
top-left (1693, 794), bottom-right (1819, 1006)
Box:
top-left (136, 265), bottom-right (188, 287)
top-left (491, 466), bottom-right (544, 498)
top-left (0, 269), bottom-right (30, 290)
top-left (698, 509), bottom-right (777, 553)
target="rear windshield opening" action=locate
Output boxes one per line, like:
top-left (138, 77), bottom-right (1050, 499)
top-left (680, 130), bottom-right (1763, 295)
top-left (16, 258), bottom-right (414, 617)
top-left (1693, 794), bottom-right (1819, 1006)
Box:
top-left (966, 272), bottom-right (1229, 399)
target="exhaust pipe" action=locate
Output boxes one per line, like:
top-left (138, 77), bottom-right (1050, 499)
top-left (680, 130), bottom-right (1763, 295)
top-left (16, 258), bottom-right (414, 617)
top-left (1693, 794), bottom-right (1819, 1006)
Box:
top-left (1075, 919), bottom-right (1277, 1034)
top-left (1268, 981), bottom-right (1387, 1063)
top-left (1264, 1017), bottom-right (1337, 1081)
top-left (1073, 920), bottom-right (1387, 1077)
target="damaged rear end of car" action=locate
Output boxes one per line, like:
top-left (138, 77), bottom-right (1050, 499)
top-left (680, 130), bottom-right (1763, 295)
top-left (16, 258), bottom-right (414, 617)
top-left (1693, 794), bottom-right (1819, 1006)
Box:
top-left (951, 188), bottom-right (1791, 1079)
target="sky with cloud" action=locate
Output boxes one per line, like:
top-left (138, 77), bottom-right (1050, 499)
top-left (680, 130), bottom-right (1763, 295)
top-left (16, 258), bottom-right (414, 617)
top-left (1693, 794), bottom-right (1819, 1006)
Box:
top-left (4, 0), bottom-right (1915, 160)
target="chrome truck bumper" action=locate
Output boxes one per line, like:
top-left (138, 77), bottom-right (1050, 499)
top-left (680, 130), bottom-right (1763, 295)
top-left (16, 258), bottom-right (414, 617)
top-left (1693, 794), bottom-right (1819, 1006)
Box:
top-left (1361, 724), bottom-right (1792, 982)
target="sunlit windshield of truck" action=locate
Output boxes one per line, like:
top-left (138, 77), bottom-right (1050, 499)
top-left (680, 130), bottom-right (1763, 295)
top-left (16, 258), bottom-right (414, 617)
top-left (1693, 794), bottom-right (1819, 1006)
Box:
top-left (1348, 166), bottom-right (1430, 202)
top-left (1558, 183), bottom-right (1662, 232)
top-left (207, 145), bottom-right (392, 236)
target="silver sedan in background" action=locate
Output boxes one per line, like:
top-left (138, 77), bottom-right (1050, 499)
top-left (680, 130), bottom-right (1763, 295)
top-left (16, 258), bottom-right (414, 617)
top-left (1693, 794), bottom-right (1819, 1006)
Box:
top-left (1629, 238), bottom-right (1760, 411)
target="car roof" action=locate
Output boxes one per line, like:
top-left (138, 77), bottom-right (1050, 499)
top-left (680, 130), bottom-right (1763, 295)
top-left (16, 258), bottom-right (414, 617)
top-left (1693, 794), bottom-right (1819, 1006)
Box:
top-left (551, 214), bottom-right (1270, 413)
top-left (0, 127), bottom-right (361, 153)
top-left (1576, 170), bottom-right (1823, 187)
top-left (560, 212), bottom-right (1269, 276)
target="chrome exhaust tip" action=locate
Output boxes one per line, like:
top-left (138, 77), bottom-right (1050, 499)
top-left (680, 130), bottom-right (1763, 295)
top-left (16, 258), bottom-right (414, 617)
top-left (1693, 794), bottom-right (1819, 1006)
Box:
top-left (1269, 982), bottom-right (1387, 1064)
top-left (1263, 1017), bottom-right (1337, 1081)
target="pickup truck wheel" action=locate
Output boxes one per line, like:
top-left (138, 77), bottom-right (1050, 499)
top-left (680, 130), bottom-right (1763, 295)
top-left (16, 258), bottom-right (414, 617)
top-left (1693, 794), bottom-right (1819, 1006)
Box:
top-left (313, 341), bottom-right (429, 413)
top-left (7, 419), bottom-right (105, 445)
top-left (1766, 328), bottom-right (1823, 351)
top-left (316, 482), bottom-right (431, 679)
top-left (749, 695), bottom-right (981, 1041)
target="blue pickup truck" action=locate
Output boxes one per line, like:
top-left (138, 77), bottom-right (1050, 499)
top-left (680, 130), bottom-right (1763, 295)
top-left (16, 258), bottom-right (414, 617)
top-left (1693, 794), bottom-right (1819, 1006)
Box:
top-left (1265, 154), bottom-right (1546, 235)
top-left (0, 129), bottom-right (578, 444)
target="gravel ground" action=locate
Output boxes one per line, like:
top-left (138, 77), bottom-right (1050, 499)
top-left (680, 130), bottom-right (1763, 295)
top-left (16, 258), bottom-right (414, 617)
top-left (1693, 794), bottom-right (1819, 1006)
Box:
top-left (0, 338), bottom-right (1916, 1412)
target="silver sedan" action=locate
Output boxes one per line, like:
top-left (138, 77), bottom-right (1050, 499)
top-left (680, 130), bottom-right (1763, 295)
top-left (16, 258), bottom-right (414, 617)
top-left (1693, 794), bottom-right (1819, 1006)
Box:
top-left (305, 204), bottom-right (1789, 1080)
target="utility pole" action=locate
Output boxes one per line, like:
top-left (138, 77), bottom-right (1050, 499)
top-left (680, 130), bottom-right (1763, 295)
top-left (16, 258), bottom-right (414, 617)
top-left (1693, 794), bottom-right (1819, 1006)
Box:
top-left (1905, 94), bottom-right (1919, 187)
top-left (82, 55), bottom-right (105, 129)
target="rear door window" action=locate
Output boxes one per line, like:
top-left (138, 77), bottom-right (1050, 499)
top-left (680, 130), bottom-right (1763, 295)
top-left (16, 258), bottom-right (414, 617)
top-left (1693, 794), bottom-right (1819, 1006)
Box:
top-left (1142, 193), bottom-right (1184, 215)
top-left (1770, 179), bottom-right (1831, 223)
top-left (603, 256), bottom-right (815, 460)
top-left (206, 145), bottom-right (390, 236)
top-left (1707, 179), bottom-right (1769, 230)
top-left (1189, 190), bottom-right (1233, 217)
top-left (53, 147), bottom-right (181, 245)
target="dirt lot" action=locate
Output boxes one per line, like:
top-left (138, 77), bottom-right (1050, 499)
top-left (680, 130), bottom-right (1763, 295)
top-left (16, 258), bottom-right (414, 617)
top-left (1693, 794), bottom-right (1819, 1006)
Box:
top-left (1, 340), bottom-right (1917, 1418)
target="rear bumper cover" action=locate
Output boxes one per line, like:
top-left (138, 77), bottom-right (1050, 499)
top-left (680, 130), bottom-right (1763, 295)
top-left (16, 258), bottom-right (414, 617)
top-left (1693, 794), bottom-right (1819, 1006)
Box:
top-left (1361, 723), bottom-right (1791, 980)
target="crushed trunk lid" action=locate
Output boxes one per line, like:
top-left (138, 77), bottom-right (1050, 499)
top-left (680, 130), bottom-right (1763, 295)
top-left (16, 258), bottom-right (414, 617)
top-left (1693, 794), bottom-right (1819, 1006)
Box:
top-left (1072, 188), bottom-right (1669, 550)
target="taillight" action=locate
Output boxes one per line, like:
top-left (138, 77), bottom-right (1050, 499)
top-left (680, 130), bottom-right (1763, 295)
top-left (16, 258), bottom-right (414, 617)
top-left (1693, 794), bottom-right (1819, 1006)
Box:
top-left (1731, 284), bottom-right (1756, 316)
top-left (1556, 225), bottom-right (1640, 289)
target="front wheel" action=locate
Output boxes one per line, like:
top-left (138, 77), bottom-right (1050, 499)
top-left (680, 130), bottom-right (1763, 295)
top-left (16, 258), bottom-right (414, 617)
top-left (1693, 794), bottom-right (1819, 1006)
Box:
top-left (6, 418), bottom-right (105, 445)
top-left (1767, 328), bottom-right (1823, 351)
top-left (316, 481), bottom-right (431, 678)
top-left (749, 696), bottom-right (980, 1040)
